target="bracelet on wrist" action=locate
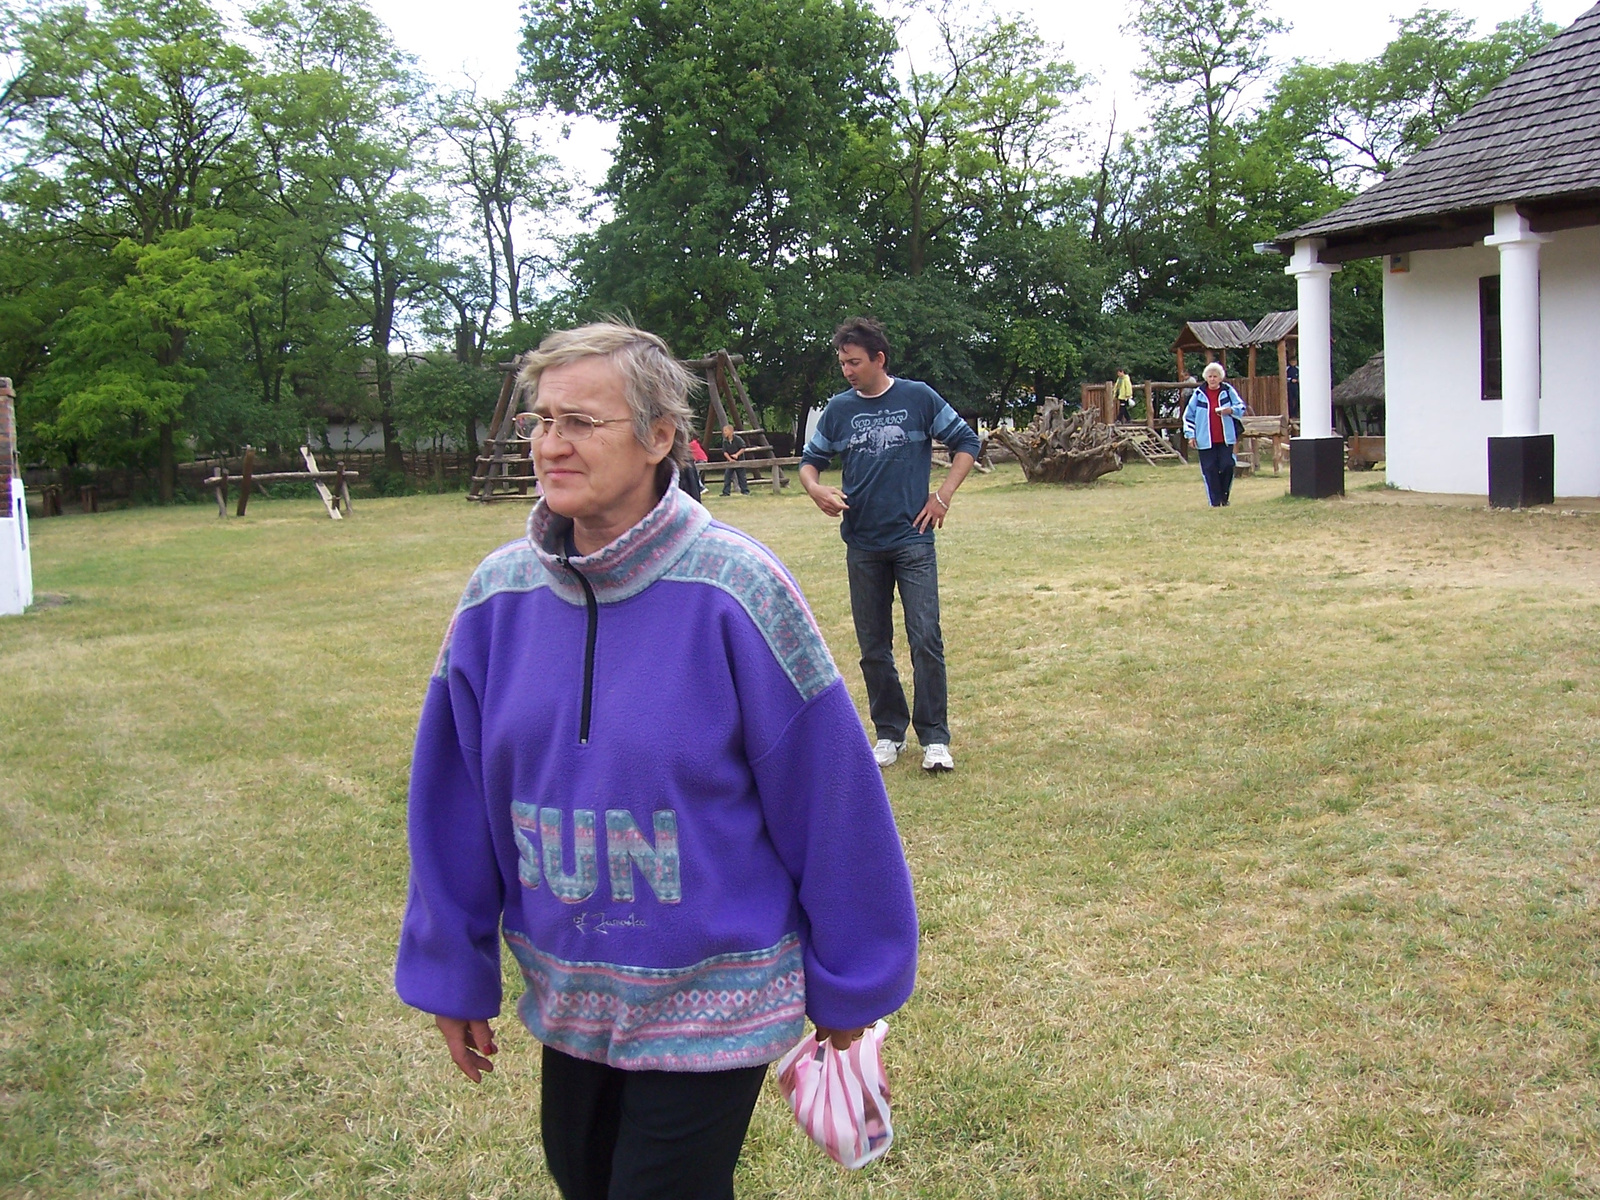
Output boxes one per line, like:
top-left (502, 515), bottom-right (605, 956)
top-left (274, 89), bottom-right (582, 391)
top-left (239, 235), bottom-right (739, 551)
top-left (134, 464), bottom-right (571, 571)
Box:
top-left (932, 492), bottom-right (949, 510)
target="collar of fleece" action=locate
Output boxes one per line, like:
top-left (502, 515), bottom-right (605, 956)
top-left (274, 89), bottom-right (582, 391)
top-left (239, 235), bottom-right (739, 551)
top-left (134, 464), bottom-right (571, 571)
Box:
top-left (525, 464), bottom-right (712, 607)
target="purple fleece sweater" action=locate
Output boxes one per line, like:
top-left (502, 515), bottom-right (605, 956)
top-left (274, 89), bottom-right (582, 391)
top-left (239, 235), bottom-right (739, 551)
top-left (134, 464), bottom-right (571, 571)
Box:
top-left (395, 473), bottom-right (919, 1071)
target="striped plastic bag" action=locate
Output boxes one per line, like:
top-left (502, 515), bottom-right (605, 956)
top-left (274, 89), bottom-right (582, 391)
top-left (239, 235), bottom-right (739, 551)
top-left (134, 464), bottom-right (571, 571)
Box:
top-left (775, 1020), bottom-right (894, 1169)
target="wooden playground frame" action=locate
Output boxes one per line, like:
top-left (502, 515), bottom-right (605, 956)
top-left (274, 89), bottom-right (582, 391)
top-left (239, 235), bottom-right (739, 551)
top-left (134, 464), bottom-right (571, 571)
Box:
top-left (466, 350), bottom-right (800, 502)
top-left (200, 445), bottom-right (358, 518)
top-left (1078, 312), bottom-right (1303, 474)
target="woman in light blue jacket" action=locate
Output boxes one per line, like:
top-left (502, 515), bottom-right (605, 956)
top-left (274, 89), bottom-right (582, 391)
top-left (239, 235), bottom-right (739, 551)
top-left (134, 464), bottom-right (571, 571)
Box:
top-left (1182, 362), bottom-right (1245, 507)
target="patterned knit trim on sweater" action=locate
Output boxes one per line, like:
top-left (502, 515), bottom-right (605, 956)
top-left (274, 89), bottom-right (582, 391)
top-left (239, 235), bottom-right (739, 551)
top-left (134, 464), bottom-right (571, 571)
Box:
top-left (507, 930), bottom-right (806, 1071)
top-left (525, 468), bottom-right (711, 607)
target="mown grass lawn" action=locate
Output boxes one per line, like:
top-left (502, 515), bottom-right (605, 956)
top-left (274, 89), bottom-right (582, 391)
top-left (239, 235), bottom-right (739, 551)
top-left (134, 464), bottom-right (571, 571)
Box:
top-left (3, 462), bottom-right (1598, 1198)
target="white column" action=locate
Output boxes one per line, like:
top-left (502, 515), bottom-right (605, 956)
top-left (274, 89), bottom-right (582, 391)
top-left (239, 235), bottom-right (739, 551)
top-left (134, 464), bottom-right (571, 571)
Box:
top-left (2, 477), bottom-right (31, 615)
top-left (1483, 204), bottom-right (1548, 439)
top-left (0, 389), bottom-right (29, 617)
top-left (1286, 239), bottom-right (1340, 439)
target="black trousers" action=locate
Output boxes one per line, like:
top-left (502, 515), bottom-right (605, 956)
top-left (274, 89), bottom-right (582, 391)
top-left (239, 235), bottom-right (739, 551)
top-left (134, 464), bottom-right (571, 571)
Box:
top-left (1197, 443), bottom-right (1235, 507)
top-left (541, 1046), bottom-right (767, 1200)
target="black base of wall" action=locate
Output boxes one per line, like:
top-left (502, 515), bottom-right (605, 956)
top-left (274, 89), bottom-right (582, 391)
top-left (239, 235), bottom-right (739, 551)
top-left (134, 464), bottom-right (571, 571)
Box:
top-left (1290, 436), bottom-right (1345, 499)
top-left (1488, 435), bottom-right (1554, 508)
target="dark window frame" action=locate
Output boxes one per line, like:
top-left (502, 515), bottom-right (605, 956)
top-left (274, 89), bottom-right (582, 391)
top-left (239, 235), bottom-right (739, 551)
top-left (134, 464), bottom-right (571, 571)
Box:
top-left (1479, 274), bottom-right (1502, 401)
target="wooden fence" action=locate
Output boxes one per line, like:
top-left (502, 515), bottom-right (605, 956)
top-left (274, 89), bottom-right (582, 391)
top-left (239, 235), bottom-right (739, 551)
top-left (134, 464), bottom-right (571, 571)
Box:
top-left (184, 447), bottom-right (479, 488)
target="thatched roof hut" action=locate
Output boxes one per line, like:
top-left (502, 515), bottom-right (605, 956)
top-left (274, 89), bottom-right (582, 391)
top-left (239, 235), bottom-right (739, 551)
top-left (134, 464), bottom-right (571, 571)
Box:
top-left (1332, 352), bottom-right (1385, 406)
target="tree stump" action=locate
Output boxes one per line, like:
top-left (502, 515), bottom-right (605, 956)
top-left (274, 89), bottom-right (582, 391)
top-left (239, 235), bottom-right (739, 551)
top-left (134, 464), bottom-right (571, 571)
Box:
top-left (986, 400), bottom-right (1131, 484)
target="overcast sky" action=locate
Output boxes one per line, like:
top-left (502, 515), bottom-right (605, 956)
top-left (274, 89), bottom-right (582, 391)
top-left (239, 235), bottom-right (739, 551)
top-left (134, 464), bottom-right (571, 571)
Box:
top-left (368, 0), bottom-right (1592, 186)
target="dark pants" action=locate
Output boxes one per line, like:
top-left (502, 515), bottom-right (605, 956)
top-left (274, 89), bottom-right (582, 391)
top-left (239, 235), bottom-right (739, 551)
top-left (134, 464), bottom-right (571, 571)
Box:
top-left (540, 1046), bottom-right (766, 1200)
top-left (1198, 443), bottom-right (1235, 507)
top-left (846, 540), bottom-right (949, 746)
top-left (720, 467), bottom-right (748, 495)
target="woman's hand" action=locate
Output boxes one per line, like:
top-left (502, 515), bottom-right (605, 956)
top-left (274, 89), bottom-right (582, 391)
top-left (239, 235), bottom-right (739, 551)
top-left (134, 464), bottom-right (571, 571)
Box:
top-left (813, 1024), bottom-right (866, 1050)
top-left (435, 1014), bottom-right (498, 1082)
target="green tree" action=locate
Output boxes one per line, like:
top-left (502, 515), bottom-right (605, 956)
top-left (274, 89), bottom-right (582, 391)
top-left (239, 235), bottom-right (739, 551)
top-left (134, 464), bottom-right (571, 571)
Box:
top-left (1262, 6), bottom-right (1559, 187)
top-left (522, 0), bottom-right (897, 430)
top-left (1131, 0), bottom-right (1286, 233)
top-left (248, 0), bottom-right (441, 472)
top-left (35, 228), bottom-right (261, 477)
top-left (1093, 0), bottom-right (1305, 379)
top-left (392, 355), bottom-right (503, 488)
top-left (435, 86), bottom-right (569, 346)
top-left (861, 10), bottom-right (1095, 414)
top-left (6, 0), bottom-right (259, 497)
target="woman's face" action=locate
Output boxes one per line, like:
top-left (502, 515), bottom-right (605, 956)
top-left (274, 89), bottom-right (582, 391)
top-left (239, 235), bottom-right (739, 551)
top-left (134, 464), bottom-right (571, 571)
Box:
top-left (532, 357), bottom-right (672, 542)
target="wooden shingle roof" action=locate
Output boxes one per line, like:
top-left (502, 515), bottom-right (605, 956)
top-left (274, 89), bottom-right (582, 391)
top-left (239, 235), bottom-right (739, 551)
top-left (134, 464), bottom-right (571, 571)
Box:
top-left (1246, 311), bottom-right (1298, 344)
top-left (1281, 3), bottom-right (1600, 250)
top-left (1172, 320), bottom-right (1254, 351)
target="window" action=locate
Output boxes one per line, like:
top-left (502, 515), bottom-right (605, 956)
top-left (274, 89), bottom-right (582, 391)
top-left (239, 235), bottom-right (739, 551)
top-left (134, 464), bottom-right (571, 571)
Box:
top-left (1479, 275), bottom-right (1502, 400)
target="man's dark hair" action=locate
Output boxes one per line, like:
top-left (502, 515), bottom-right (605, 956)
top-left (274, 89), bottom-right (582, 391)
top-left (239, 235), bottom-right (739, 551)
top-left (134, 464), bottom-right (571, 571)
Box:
top-left (832, 316), bottom-right (891, 367)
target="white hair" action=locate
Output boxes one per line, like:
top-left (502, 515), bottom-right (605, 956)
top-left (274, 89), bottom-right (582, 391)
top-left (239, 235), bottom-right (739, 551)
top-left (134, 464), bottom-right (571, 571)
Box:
top-left (1202, 362), bottom-right (1226, 380)
top-left (517, 322), bottom-right (700, 467)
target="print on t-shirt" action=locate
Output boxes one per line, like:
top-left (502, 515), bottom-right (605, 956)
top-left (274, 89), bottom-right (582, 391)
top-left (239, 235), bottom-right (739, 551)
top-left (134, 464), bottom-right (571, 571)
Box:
top-left (849, 409), bottom-right (911, 455)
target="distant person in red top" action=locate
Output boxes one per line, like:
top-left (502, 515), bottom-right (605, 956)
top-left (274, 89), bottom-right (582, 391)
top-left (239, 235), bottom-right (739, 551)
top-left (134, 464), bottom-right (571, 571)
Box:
top-left (1180, 362), bottom-right (1245, 507)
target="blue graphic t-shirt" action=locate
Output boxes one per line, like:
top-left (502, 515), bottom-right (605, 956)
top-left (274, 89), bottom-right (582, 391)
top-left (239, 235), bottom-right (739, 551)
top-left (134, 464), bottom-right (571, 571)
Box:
top-left (801, 379), bottom-right (981, 551)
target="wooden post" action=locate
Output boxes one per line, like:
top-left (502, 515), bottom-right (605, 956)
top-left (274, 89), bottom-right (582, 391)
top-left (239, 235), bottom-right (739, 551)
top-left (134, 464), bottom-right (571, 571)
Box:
top-left (235, 447), bottom-right (255, 517)
top-left (1247, 344), bottom-right (1257, 380)
top-left (702, 366), bottom-right (732, 432)
top-left (1144, 382), bottom-right (1155, 430)
top-left (723, 350), bottom-right (762, 432)
top-left (1176, 347), bottom-right (1186, 380)
top-left (212, 468), bottom-right (227, 518)
top-left (471, 366), bottom-right (519, 500)
top-left (337, 461), bottom-right (353, 512)
top-left (300, 445), bottom-right (342, 520)
top-left (1276, 337), bottom-right (1289, 421)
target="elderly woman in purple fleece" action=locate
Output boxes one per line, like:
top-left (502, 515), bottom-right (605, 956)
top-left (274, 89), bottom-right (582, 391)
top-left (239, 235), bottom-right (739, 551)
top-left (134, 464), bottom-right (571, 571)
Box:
top-left (395, 322), bottom-right (919, 1200)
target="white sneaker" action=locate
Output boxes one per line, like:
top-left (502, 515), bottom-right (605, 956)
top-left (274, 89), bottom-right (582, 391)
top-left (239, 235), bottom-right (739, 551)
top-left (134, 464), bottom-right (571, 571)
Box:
top-left (921, 743), bottom-right (954, 772)
top-left (872, 739), bottom-right (905, 767)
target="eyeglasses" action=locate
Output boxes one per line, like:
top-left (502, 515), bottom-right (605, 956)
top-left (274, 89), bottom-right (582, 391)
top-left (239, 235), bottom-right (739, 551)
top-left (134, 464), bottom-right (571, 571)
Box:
top-left (512, 411), bottom-right (624, 442)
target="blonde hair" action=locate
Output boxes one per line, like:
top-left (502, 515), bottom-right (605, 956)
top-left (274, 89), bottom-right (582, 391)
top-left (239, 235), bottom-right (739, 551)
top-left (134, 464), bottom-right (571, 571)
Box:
top-left (517, 322), bottom-right (700, 468)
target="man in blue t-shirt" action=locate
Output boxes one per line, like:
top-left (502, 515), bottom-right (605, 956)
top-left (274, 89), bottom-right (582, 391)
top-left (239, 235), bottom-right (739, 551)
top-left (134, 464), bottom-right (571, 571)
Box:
top-left (800, 317), bottom-right (981, 773)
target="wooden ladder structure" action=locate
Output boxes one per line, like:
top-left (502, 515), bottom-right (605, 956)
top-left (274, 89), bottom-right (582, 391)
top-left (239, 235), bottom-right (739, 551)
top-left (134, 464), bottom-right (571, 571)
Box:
top-left (688, 350), bottom-right (789, 491)
top-left (466, 355), bottom-right (538, 503)
top-left (467, 349), bottom-right (787, 502)
top-left (1118, 425), bottom-right (1183, 466)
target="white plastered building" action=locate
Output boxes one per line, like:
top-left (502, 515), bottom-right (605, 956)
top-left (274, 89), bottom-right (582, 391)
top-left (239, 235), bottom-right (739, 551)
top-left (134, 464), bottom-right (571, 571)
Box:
top-left (1268, 2), bottom-right (1600, 506)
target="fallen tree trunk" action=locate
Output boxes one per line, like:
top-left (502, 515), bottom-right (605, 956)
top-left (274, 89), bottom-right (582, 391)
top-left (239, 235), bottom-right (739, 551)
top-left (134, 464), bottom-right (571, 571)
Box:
top-left (986, 401), bottom-right (1131, 484)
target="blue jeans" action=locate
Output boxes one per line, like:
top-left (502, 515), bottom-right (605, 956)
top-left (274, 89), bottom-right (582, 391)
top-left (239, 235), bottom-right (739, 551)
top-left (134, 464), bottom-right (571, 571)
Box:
top-left (845, 540), bottom-right (949, 746)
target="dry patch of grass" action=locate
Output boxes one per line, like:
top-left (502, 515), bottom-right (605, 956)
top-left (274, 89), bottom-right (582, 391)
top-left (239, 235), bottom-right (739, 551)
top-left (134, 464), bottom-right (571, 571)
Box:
top-left (2, 464), bottom-right (1597, 1197)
